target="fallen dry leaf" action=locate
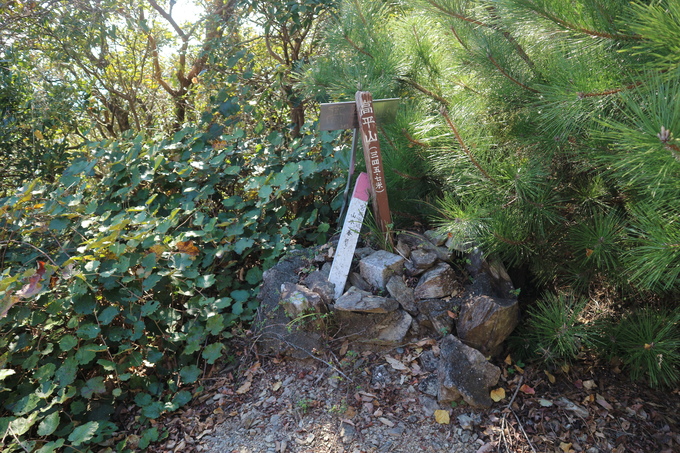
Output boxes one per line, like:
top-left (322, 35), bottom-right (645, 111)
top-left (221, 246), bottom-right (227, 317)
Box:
top-left (559, 441), bottom-right (573, 452)
top-left (596, 394), bottom-right (613, 411)
top-left (339, 340), bottom-right (349, 357)
top-left (236, 379), bottom-right (252, 394)
top-left (490, 388), bottom-right (506, 402)
top-left (519, 384), bottom-right (535, 395)
top-left (583, 379), bottom-right (597, 390)
top-left (434, 410), bottom-right (450, 424)
top-left (378, 417), bottom-right (395, 427)
top-left (504, 355), bottom-right (512, 365)
top-left (176, 240), bottom-right (200, 257)
top-left (539, 399), bottom-right (553, 407)
top-left (385, 355), bottom-right (409, 371)
top-left (271, 381), bottom-right (282, 392)
top-left (545, 370), bottom-right (556, 384)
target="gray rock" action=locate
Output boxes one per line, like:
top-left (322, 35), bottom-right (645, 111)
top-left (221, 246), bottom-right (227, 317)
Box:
top-left (418, 394), bottom-right (440, 417)
top-left (340, 422), bottom-right (356, 443)
top-left (418, 374), bottom-right (439, 397)
top-left (424, 229), bottom-right (448, 246)
top-left (457, 294), bottom-right (518, 356)
top-left (335, 287), bottom-right (399, 313)
top-left (279, 282), bottom-right (324, 319)
top-left (404, 260), bottom-right (426, 277)
top-left (348, 271), bottom-right (372, 292)
top-left (254, 253), bottom-right (325, 359)
top-left (371, 364), bottom-right (392, 387)
top-left (386, 276), bottom-right (418, 315)
top-left (303, 271), bottom-right (335, 304)
top-left (359, 250), bottom-right (404, 290)
top-left (354, 247), bottom-right (376, 259)
top-left (457, 413), bottom-right (481, 430)
top-left (419, 350), bottom-right (439, 373)
top-left (418, 298), bottom-right (456, 336)
top-left (334, 309), bottom-right (412, 345)
top-left (437, 335), bottom-right (500, 408)
top-left (414, 263), bottom-right (458, 300)
top-left (410, 248), bottom-right (438, 270)
top-left (395, 238), bottom-right (412, 259)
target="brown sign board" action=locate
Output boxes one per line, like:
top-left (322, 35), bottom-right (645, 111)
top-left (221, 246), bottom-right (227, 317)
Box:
top-left (355, 91), bottom-right (392, 234)
top-left (319, 98), bottom-right (400, 131)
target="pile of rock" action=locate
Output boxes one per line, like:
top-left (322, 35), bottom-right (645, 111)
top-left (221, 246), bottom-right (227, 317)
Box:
top-left (254, 230), bottom-right (519, 408)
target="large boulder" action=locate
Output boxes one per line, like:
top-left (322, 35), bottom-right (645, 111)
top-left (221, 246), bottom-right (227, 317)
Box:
top-left (253, 252), bottom-right (325, 359)
top-left (456, 294), bottom-right (518, 356)
top-left (437, 335), bottom-right (500, 408)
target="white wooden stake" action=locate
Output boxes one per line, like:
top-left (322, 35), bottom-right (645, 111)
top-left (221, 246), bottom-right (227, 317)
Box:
top-left (329, 172), bottom-right (370, 300)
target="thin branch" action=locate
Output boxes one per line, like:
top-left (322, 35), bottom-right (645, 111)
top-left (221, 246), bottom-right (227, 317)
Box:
top-left (0, 240), bottom-right (59, 266)
top-left (440, 107), bottom-right (496, 183)
top-left (577, 80), bottom-right (643, 99)
top-left (488, 54), bottom-right (539, 93)
top-left (401, 79), bottom-right (449, 106)
top-left (343, 34), bottom-right (373, 58)
top-left (527, 4), bottom-right (641, 41)
top-left (403, 129), bottom-right (429, 148)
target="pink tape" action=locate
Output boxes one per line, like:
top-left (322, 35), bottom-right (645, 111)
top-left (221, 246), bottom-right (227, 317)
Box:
top-left (352, 172), bottom-right (370, 202)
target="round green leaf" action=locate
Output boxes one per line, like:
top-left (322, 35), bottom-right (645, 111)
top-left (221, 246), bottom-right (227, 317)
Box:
top-left (37, 412), bottom-right (60, 437)
top-left (68, 421), bottom-right (99, 446)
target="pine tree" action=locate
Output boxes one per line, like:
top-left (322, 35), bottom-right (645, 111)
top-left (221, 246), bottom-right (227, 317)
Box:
top-left (304, 0), bottom-right (680, 296)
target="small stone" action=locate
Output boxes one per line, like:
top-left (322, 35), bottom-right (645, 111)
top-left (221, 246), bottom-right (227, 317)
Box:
top-left (414, 263), bottom-right (458, 300)
top-left (410, 248), bottom-right (438, 270)
top-left (334, 287), bottom-right (399, 313)
top-left (419, 350), bottom-right (439, 373)
top-left (359, 250), bottom-right (404, 290)
top-left (340, 422), bottom-right (356, 443)
top-left (424, 229), bottom-right (448, 246)
top-left (418, 374), bottom-right (439, 397)
top-left (386, 275), bottom-right (418, 315)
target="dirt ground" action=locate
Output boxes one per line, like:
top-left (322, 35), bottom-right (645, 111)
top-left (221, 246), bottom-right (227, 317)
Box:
top-left (149, 336), bottom-right (680, 453)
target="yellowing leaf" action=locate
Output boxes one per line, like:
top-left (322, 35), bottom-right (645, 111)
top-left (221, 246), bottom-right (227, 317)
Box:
top-left (34, 129), bottom-right (44, 140)
top-left (585, 248), bottom-right (594, 257)
top-left (559, 442), bottom-right (573, 452)
top-left (271, 381), bottom-right (282, 392)
top-left (176, 240), bottom-right (200, 257)
top-left (504, 355), bottom-right (513, 366)
top-left (561, 364), bottom-right (570, 373)
top-left (490, 387), bottom-right (506, 402)
top-left (434, 410), bottom-right (450, 424)
top-left (149, 244), bottom-right (166, 255)
top-left (582, 379), bottom-right (597, 390)
top-left (545, 370), bottom-right (556, 384)
top-left (644, 343), bottom-right (654, 350)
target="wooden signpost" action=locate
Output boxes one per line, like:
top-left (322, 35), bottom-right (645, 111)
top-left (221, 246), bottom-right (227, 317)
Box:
top-left (319, 92), bottom-right (399, 233)
top-left (320, 92), bottom-right (399, 298)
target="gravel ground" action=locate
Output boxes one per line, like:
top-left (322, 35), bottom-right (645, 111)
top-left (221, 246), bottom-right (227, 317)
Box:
top-left (197, 351), bottom-right (489, 453)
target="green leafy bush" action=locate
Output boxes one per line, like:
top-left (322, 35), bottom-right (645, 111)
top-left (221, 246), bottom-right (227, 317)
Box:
top-left (509, 293), bottom-right (595, 366)
top-left (602, 308), bottom-right (680, 388)
top-left (0, 96), bottom-right (345, 451)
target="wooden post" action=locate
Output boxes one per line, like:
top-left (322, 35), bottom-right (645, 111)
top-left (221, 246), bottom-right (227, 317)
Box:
top-left (355, 91), bottom-right (392, 234)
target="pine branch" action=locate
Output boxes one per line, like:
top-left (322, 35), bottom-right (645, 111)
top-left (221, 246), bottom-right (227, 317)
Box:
top-left (577, 80), bottom-right (643, 99)
top-left (487, 54), bottom-right (539, 93)
top-left (522, 1), bottom-right (641, 41)
top-left (343, 34), bottom-right (373, 58)
top-left (403, 129), bottom-right (429, 148)
top-left (401, 79), bottom-right (449, 106)
top-left (440, 107), bottom-right (496, 183)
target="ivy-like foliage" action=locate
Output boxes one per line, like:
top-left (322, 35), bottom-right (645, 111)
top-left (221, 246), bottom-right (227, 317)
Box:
top-left (0, 91), bottom-right (345, 451)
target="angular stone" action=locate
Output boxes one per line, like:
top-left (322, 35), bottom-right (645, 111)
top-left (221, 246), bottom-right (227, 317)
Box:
top-left (457, 294), bottom-right (518, 356)
top-left (334, 287), bottom-right (398, 313)
top-left (424, 229), bottom-right (448, 246)
top-left (395, 238), bottom-right (411, 260)
top-left (410, 248), bottom-right (438, 270)
top-left (348, 271), bottom-right (372, 292)
top-left (303, 270), bottom-right (335, 304)
top-left (359, 250), bottom-right (404, 290)
top-left (419, 350), bottom-right (439, 373)
top-left (354, 247), bottom-right (376, 259)
top-left (437, 335), bottom-right (500, 408)
top-left (334, 309), bottom-right (412, 345)
top-left (404, 260), bottom-right (425, 277)
top-left (279, 282), bottom-right (323, 318)
top-left (386, 275), bottom-right (418, 315)
top-left (414, 263), bottom-right (457, 300)
top-left (418, 374), bottom-right (439, 397)
top-left (418, 298), bottom-right (457, 336)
